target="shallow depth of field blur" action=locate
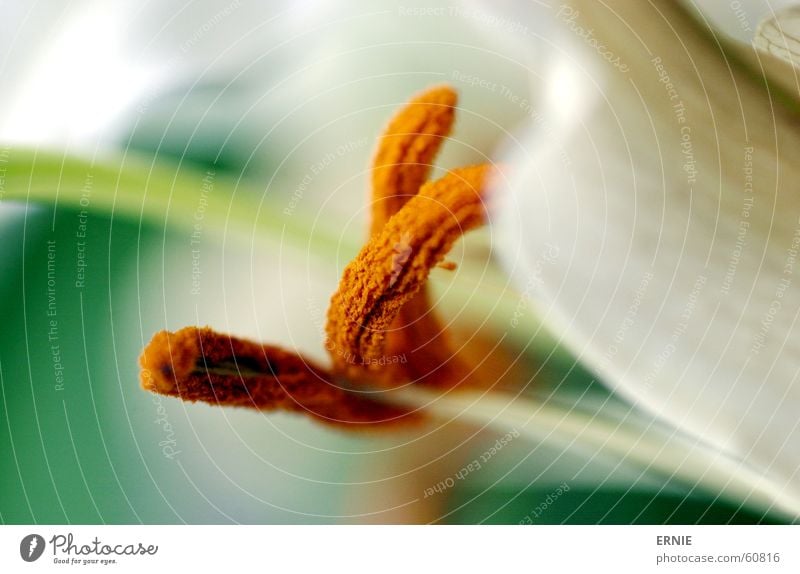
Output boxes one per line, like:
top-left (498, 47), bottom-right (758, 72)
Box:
top-left (1, 0), bottom-right (797, 524)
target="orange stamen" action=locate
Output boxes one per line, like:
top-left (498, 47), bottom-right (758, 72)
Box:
top-left (140, 327), bottom-right (417, 427)
top-left (139, 86), bottom-right (495, 429)
top-left (326, 165), bottom-right (492, 385)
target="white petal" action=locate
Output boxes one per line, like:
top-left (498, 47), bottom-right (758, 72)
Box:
top-left (751, 4), bottom-right (800, 99)
top-left (754, 4), bottom-right (800, 62)
top-left (494, 0), bottom-right (800, 507)
top-left (679, 2), bottom-right (800, 111)
top-left (680, 0), bottom-right (798, 43)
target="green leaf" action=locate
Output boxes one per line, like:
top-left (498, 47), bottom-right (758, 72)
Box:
top-left (444, 485), bottom-right (786, 524)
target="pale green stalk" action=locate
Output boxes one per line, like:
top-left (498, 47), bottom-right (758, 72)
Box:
top-left (5, 143), bottom-right (787, 519)
top-left (393, 386), bottom-right (800, 520)
top-left (0, 148), bottom-right (561, 356)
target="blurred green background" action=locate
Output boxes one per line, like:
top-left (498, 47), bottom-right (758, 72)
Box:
top-left (0, 189), bottom-right (782, 524)
top-left (0, 0), bottom-right (792, 524)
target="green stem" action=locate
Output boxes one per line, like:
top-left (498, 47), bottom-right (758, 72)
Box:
top-left (1, 148), bottom-right (341, 251)
top-left (394, 387), bottom-right (800, 521)
top-left (0, 147), bottom-right (565, 361)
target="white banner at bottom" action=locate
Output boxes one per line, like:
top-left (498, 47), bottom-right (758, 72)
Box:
top-left (0, 525), bottom-right (796, 573)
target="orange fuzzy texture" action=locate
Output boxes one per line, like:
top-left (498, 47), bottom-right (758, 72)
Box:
top-left (139, 86), bottom-right (494, 429)
top-left (370, 85), bottom-right (457, 235)
top-left (140, 327), bottom-right (416, 427)
top-left (326, 164), bottom-right (492, 384)
top-left (367, 85), bottom-right (468, 387)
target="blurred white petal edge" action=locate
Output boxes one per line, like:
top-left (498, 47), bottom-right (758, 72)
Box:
top-left (491, 0), bottom-right (800, 515)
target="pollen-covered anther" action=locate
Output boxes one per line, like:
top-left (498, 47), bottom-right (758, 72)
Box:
top-left (139, 85), bottom-right (495, 429)
top-left (325, 164), bottom-right (493, 385)
top-left (140, 326), bottom-right (418, 427)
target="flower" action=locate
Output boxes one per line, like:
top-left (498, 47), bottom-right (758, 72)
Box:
top-left (139, 86), bottom-right (494, 426)
top-left (3, 0), bottom-right (798, 524)
top-left (490, 0), bottom-right (800, 512)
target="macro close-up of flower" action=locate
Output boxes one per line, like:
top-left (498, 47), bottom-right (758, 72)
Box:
top-left (3, 0), bottom-right (800, 535)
